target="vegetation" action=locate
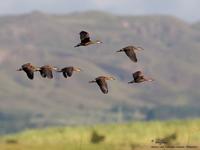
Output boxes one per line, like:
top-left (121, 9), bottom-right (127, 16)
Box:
top-left (0, 120), bottom-right (200, 150)
top-left (90, 130), bottom-right (105, 144)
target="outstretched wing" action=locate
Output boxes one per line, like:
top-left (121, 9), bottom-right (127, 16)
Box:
top-left (96, 78), bottom-right (108, 94)
top-left (62, 72), bottom-right (68, 78)
top-left (124, 45), bottom-right (143, 51)
top-left (125, 49), bottom-right (137, 62)
top-left (39, 69), bottom-right (46, 78)
top-left (45, 69), bottom-right (53, 79)
top-left (40, 68), bottom-right (53, 79)
top-left (132, 71), bottom-right (142, 80)
top-left (23, 68), bottom-right (34, 80)
top-left (66, 67), bottom-right (74, 77)
top-left (80, 31), bottom-right (90, 43)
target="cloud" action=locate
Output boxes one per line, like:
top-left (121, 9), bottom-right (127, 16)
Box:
top-left (0, 0), bottom-right (199, 22)
top-left (89, 0), bottom-right (200, 21)
top-left (90, 0), bottom-right (129, 9)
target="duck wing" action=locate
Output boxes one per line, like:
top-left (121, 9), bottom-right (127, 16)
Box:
top-left (80, 31), bottom-right (90, 44)
top-left (132, 71), bottom-right (142, 80)
top-left (65, 67), bottom-right (74, 77)
top-left (96, 78), bottom-right (108, 94)
top-left (45, 69), bottom-right (53, 79)
top-left (125, 49), bottom-right (137, 62)
top-left (39, 68), bottom-right (53, 79)
top-left (62, 72), bottom-right (68, 78)
top-left (23, 68), bottom-right (34, 80)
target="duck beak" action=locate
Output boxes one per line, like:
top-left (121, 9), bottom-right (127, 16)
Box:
top-left (53, 67), bottom-right (60, 71)
top-left (137, 47), bottom-right (144, 51)
top-left (74, 68), bottom-right (81, 72)
top-left (36, 67), bottom-right (41, 71)
top-left (96, 40), bottom-right (103, 44)
top-left (110, 76), bottom-right (116, 80)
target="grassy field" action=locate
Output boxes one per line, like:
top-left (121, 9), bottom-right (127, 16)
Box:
top-left (0, 119), bottom-right (200, 150)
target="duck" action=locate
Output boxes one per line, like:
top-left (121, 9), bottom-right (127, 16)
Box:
top-left (116, 45), bottom-right (144, 62)
top-left (39, 65), bottom-right (59, 79)
top-left (17, 63), bottom-right (40, 80)
top-left (128, 71), bottom-right (154, 83)
top-left (57, 66), bottom-right (81, 78)
top-left (74, 31), bottom-right (102, 47)
top-left (89, 76), bottom-right (115, 94)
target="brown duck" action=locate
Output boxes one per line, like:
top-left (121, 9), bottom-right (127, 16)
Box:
top-left (17, 63), bottom-right (40, 80)
top-left (116, 45), bottom-right (144, 62)
top-left (128, 71), bottom-right (154, 83)
top-left (57, 66), bottom-right (81, 78)
top-left (89, 76), bottom-right (115, 94)
top-left (75, 31), bottom-right (102, 47)
top-left (39, 65), bottom-right (59, 79)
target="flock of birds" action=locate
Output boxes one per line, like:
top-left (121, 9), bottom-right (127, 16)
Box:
top-left (17, 31), bottom-right (153, 94)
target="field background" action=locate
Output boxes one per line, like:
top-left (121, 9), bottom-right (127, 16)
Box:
top-left (1, 120), bottom-right (200, 150)
top-left (0, 10), bottom-right (200, 150)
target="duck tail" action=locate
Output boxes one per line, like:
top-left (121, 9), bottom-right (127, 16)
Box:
top-left (128, 80), bottom-right (134, 84)
top-left (147, 78), bottom-right (154, 82)
top-left (74, 43), bottom-right (81, 47)
top-left (89, 80), bottom-right (96, 83)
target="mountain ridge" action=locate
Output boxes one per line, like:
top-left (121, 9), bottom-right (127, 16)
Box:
top-left (0, 11), bottom-right (200, 134)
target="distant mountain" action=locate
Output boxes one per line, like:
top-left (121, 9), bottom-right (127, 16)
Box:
top-left (0, 11), bottom-right (200, 134)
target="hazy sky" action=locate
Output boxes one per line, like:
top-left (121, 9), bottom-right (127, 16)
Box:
top-left (0, 0), bottom-right (199, 22)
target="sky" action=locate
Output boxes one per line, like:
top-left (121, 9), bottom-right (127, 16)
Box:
top-left (0, 0), bottom-right (199, 22)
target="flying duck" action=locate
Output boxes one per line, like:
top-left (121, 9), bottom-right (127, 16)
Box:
top-left (116, 45), bottom-right (144, 62)
top-left (128, 71), bottom-right (154, 83)
top-left (17, 63), bottom-right (40, 80)
top-left (89, 76), bottom-right (115, 94)
top-left (39, 65), bottom-right (59, 79)
top-left (57, 66), bottom-right (81, 78)
top-left (75, 31), bottom-right (102, 47)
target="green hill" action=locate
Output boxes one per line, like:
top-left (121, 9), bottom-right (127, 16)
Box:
top-left (1, 119), bottom-right (200, 150)
top-left (0, 11), bottom-right (200, 134)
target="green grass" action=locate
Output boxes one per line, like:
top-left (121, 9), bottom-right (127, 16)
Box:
top-left (0, 119), bottom-right (200, 150)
